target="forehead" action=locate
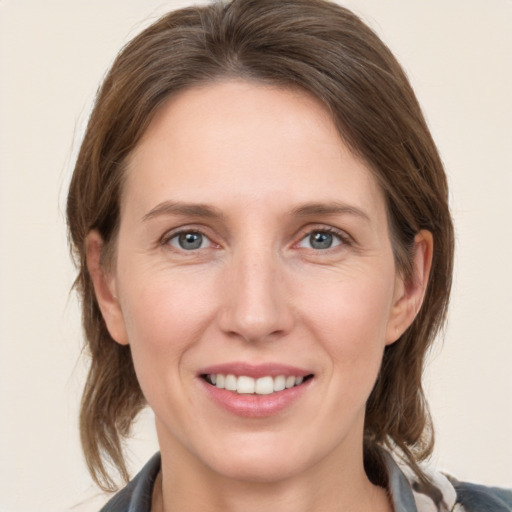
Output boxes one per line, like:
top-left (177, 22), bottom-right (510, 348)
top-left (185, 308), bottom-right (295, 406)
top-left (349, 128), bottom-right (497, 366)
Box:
top-left (123, 80), bottom-right (386, 223)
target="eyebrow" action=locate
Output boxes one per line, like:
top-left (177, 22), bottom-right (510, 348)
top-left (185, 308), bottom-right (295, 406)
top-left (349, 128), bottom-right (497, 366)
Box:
top-left (142, 200), bottom-right (371, 223)
top-left (142, 201), bottom-right (225, 222)
top-left (290, 202), bottom-right (371, 222)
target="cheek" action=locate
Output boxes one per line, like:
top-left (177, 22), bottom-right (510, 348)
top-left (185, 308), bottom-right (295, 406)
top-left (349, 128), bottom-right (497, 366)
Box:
top-left (298, 267), bottom-right (395, 376)
top-left (116, 272), bottom-right (215, 396)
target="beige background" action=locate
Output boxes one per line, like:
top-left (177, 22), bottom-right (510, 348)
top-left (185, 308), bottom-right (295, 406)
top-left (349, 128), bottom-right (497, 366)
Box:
top-left (0, 1), bottom-right (511, 511)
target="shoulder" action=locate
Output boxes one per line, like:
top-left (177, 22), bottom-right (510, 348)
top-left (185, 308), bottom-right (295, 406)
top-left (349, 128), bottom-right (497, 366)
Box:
top-left (383, 449), bottom-right (512, 512)
top-left (99, 453), bottom-right (161, 512)
top-left (449, 477), bottom-right (512, 512)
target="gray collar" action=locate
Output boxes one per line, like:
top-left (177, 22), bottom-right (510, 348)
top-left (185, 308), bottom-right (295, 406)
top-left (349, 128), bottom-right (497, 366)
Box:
top-left (382, 450), bottom-right (419, 512)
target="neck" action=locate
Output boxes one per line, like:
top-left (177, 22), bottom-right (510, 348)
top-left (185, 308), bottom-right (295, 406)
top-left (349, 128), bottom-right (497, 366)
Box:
top-left (153, 427), bottom-right (392, 512)
top-left (155, 471), bottom-right (390, 512)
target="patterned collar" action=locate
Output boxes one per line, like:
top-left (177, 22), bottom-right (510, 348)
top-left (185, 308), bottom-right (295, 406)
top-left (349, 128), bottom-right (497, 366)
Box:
top-left (382, 451), bottom-right (458, 512)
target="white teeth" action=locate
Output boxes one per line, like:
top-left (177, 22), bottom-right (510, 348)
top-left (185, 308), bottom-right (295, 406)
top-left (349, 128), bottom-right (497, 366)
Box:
top-left (285, 376), bottom-right (296, 389)
top-left (225, 374), bottom-right (237, 391)
top-left (255, 376), bottom-right (274, 395)
top-left (237, 375), bottom-right (255, 394)
top-left (273, 375), bottom-right (286, 392)
top-left (210, 373), bottom-right (308, 394)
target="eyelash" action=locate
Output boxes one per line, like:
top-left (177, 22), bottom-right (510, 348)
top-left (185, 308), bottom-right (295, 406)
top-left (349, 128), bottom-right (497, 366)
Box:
top-left (161, 228), bottom-right (213, 251)
top-left (295, 226), bottom-right (351, 251)
top-left (160, 226), bottom-right (352, 252)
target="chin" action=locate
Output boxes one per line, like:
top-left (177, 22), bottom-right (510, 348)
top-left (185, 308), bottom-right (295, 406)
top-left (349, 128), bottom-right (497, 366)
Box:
top-left (210, 451), bottom-right (309, 484)
top-left (198, 431), bottom-right (328, 484)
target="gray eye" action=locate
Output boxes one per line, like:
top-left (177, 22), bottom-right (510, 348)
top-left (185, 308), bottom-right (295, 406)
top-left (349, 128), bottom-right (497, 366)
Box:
top-left (298, 230), bottom-right (342, 250)
top-left (169, 232), bottom-right (209, 250)
top-left (310, 231), bottom-right (334, 249)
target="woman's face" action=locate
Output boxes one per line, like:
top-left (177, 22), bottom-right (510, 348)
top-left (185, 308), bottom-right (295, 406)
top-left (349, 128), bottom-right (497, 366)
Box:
top-left (91, 80), bottom-right (423, 483)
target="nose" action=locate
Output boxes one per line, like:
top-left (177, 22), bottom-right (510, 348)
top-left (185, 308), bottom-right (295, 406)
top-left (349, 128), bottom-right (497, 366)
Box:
top-left (217, 245), bottom-right (294, 343)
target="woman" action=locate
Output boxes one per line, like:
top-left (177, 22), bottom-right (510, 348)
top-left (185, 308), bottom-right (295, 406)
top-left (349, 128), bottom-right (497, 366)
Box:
top-left (66, 1), bottom-right (511, 511)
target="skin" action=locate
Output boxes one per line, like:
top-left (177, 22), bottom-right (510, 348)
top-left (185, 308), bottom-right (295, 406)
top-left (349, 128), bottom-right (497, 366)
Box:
top-left (87, 80), bottom-right (432, 512)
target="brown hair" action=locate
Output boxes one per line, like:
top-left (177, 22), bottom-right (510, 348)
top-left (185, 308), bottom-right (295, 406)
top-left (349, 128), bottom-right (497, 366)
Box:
top-left (67, 0), bottom-right (454, 492)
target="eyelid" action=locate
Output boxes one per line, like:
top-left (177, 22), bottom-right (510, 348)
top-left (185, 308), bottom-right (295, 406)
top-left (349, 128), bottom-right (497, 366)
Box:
top-left (160, 225), bottom-right (216, 249)
top-left (158, 223), bottom-right (353, 252)
top-left (294, 225), bottom-right (353, 248)
top-left (172, 232), bottom-right (211, 250)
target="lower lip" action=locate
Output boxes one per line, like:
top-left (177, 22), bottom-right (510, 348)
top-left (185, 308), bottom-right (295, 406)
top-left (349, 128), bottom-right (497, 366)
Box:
top-left (200, 378), bottom-right (312, 418)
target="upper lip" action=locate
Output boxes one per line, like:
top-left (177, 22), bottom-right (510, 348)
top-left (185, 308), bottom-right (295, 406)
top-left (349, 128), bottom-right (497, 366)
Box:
top-left (198, 362), bottom-right (312, 379)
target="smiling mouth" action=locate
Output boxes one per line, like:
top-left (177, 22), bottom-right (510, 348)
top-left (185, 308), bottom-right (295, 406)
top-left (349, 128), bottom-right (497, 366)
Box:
top-left (202, 374), bottom-right (314, 395)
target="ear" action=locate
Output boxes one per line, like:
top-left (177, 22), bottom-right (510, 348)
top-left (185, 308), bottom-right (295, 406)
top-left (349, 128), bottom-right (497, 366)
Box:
top-left (386, 230), bottom-right (433, 345)
top-left (85, 230), bottom-right (129, 346)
